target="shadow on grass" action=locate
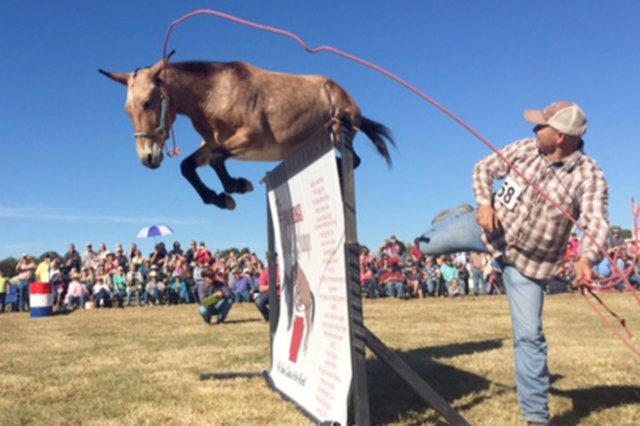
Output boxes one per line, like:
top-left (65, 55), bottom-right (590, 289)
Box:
top-left (550, 385), bottom-right (640, 425)
top-left (367, 339), bottom-right (505, 425)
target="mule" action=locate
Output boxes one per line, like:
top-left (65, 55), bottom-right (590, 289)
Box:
top-left (99, 57), bottom-right (394, 209)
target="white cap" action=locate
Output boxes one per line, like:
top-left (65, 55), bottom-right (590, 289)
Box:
top-left (524, 101), bottom-right (588, 137)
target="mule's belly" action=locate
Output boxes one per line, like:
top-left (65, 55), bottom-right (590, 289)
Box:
top-left (233, 142), bottom-right (304, 162)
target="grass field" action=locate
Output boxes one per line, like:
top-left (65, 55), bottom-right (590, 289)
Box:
top-left (1, 293), bottom-right (638, 425)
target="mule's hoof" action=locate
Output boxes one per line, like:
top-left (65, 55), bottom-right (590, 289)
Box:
top-left (205, 192), bottom-right (236, 210)
top-left (234, 178), bottom-right (253, 194)
top-left (222, 193), bottom-right (236, 210)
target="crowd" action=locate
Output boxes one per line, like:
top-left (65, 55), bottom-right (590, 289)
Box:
top-left (358, 231), bottom-right (639, 301)
top-left (0, 231), bottom-right (638, 315)
top-left (0, 241), bottom-right (267, 314)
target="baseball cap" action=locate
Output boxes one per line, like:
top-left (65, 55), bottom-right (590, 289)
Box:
top-left (524, 101), bottom-right (587, 137)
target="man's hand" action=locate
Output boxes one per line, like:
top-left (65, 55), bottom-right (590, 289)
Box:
top-left (476, 204), bottom-right (500, 233)
top-left (574, 256), bottom-right (593, 287)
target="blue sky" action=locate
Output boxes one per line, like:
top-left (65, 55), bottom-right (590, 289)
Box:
top-left (1, 1), bottom-right (638, 259)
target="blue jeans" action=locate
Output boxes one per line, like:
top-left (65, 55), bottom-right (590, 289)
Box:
top-left (199, 298), bottom-right (232, 324)
top-left (363, 280), bottom-right (381, 299)
top-left (127, 290), bottom-right (142, 307)
top-left (418, 210), bottom-right (550, 423)
top-left (234, 290), bottom-right (251, 304)
top-left (472, 267), bottom-right (487, 295)
top-left (19, 280), bottom-right (30, 311)
top-left (385, 282), bottom-right (404, 299)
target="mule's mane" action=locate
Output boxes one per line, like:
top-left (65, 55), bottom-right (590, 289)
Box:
top-left (168, 61), bottom-right (250, 79)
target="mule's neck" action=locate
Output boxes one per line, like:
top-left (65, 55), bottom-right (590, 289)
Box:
top-left (162, 65), bottom-right (211, 119)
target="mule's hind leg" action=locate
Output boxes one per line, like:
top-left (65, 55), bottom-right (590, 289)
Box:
top-left (210, 152), bottom-right (254, 195)
top-left (180, 149), bottom-right (236, 210)
top-left (330, 117), bottom-right (361, 171)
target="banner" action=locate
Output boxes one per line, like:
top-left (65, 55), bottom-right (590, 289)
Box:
top-left (267, 140), bottom-right (352, 425)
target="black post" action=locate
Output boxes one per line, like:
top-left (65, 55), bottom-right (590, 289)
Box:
top-left (267, 190), bottom-right (279, 350)
top-left (338, 122), bottom-right (371, 426)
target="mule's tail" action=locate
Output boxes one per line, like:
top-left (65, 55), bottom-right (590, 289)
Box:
top-left (359, 117), bottom-right (396, 167)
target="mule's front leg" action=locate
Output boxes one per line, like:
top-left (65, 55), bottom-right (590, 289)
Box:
top-left (210, 153), bottom-right (254, 195)
top-left (180, 151), bottom-right (236, 210)
top-left (211, 127), bottom-right (257, 194)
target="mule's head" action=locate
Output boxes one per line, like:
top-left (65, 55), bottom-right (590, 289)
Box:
top-left (99, 58), bottom-right (175, 169)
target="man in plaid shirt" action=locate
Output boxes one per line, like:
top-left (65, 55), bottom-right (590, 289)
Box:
top-left (418, 102), bottom-right (610, 425)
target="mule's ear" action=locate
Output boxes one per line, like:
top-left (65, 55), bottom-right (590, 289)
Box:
top-left (148, 50), bottom-right (176, 80)
top-left (98, 69), bottom-right (130, 86)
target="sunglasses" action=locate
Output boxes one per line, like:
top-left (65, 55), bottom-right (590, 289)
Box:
top-left (532, 124), bottom-right (550, 133)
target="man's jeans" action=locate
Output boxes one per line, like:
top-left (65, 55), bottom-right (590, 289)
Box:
top-left (419, 210), bottom-right (550, 424)
top-left (472, 267), bottom-right (487, 295)
top-left (18, 280), bottom-right (30, 312)
top-left (385, 282), bottom-right (404, 299)
top-left (199, 298), bottom-right (232, 324)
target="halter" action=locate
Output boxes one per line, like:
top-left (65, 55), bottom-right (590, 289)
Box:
top-left (133, 95), bottom-right (170, 139)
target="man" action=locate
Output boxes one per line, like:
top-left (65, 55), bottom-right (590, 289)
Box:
top-left (231, 268), bottom-right (253, 303)
top-left (82, 243), bottom-right (97, 269)
top-left (198, 269), bottom-right (233, 325)
top-left (418, 102), bottom-right (610, 425)
top-left (35, 255), bottom-right (51, 283)
top-left (64, 244), bottom-right (82, 278)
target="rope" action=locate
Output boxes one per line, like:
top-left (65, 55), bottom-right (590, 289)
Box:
top-left (158, 8), bottom-right (639, 356)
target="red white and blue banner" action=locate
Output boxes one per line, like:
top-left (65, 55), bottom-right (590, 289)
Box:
top-left (30, 282), bottom-right (53, 318)
top-left (267, 134), bottom-right (352, 425)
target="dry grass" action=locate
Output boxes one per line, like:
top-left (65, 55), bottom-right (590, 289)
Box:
top-left (0, 293), bottom-right (638, 425)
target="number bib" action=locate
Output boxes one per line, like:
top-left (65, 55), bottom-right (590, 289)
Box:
top-left (496, 178), bottom-right (524, 211)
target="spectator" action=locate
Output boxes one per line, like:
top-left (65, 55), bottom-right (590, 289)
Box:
top-left (423, 257), bottom-right (440, 297)
top-left (145, 271), bottom-right (161, 305)
top-left (0, 270), bottom-right (8, 313)
top-left (440, 255), bottom-right (462, 297)
top-left (114, 248), bottom-right (129, 271)
top-left (82, 243), bottom-right (97, 270)
top-left (231, 268), bottom-right (253, 303)
top-left (92, 275), bottom-right (112, 308)
top-left (65, 270), bottom-right (89, 310)
top-left (379, 257), bottom-right (406, 299)
top-left (167, 275), bottom-right (181, 305)
top-left (63, 244), bottom-right (82, 280)
top-left (126, 263), bottom-right (144, 307)
top-left (195, 242), bottom-right (212, 265)
top-left (360, 263), bottom-right (380, 299)
top-left (128, 243), bottom-right (139, 262)
top-left (112, 267), bottom-right (126, 308)
top-left (35, 255), bottom-right (51, 284)
top-left (170, 241), bottom-right (184, 257)
top-left (185, 240), bottom-right (198, 264)
top-left (198, 269), bottom-right (233, 325)
top-left (255, 259), bottom-right (279, 321)
top-left (407, 264), bottom-right (426, 298)
top-left (410, 238), bottom-right (425, 265)
top-left (470, 251), bottom-right (488, 296)
top-left (97, 243), bottom-right (109, 262)
top-left (15, 253), bottom-right (36, 312)
top-left (150, 242), bottom-right (168, 269)
top-left (50, 259), bottom-right (65, 309)
top-left (611, 230), bottom-right (624, 247)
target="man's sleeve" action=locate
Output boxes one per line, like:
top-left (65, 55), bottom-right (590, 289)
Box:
top-left (579, 167), bottom-right (611, 264)
top-left (473, 139), bottom-right (529, 205)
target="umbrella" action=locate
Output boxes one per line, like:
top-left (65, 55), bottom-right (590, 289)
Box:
top-left (137, 225), bottom-right (174, 238)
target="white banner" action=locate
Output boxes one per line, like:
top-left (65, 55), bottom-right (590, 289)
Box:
top-left (268, 147), bottom-right (352, 425)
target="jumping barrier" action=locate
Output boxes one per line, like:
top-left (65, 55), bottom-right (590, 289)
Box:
top-left (29, 282), bottom-right (53, 318)
top-left (262, 123), bottom-right (469, 425)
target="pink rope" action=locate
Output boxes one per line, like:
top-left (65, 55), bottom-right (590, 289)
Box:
top-left (159, 9), bottom-right (639, 355)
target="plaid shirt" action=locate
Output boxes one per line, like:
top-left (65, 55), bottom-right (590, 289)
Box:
top-left (473, 138), bottom-right (610, 280)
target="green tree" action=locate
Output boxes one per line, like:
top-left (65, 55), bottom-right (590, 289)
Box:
top-left (0, 257), bottom-right (19, 277)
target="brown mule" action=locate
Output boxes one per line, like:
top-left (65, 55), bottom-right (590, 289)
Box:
top-left (100, 57), bottom-right (395, 209)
